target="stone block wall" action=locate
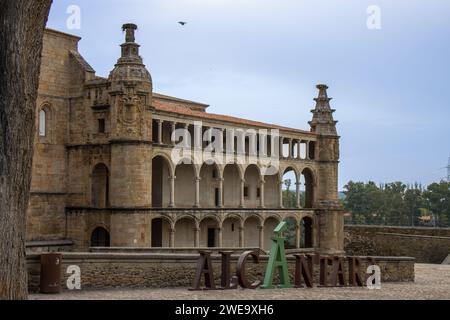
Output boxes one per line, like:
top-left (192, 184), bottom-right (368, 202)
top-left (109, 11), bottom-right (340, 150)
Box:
top-left (345, 225), bottom-right (450, 264)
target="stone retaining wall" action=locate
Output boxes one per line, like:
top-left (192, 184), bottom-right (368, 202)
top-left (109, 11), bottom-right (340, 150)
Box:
top-left (345, 225), bottom-right (450, 264)
top-left (27, 252), bottom-right (415, 292)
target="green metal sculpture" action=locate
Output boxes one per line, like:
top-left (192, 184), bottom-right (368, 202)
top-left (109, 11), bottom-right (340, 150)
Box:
top-left (261, 221), bottom-right (292, 289)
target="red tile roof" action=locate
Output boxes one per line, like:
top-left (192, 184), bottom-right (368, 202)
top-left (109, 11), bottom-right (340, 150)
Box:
top-left (152, 100), bottom-right (315, 136)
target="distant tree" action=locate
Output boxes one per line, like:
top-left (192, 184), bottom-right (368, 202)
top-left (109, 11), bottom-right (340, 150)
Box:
top-left (343, 180), bottom-right (450, 228)
top-left (423, 181), bottom-right (450, 227)
top-left (0, 0), bottom-right (52, 300)
top-left (344, 181), bottom-right (383, 225)
top-left (381, 182), bottom-right (406, 226)
top-left (284, 179), bottom-right (292, 192)
top-left (403, 185), bottom-right (426, 226)
top-left (283, 179), bottom-right (296, 208)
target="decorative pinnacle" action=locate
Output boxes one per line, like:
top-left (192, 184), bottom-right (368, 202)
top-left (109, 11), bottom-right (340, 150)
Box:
top-left (309, 84), bottom-right (338, 135)
top-left (316, 84), bottom-right (329, 99)
top-left (122, 23), bottom-right (138, 43)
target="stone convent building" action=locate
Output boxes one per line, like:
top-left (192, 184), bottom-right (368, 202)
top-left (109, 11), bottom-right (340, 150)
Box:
top-left (27, 24), bottom-right (344, 254)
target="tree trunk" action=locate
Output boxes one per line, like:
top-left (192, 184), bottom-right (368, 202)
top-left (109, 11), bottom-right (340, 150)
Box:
top-left (0, 0), bottom-right (52, 300)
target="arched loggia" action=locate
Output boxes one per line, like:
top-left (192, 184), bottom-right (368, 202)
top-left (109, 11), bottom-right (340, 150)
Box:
top-left (280, 167), bottom-right (299, 208)
top-left (152, 155), bottom-right (173, 208)
top-left (301, 168), bottom-right (315, 209)
top-left (199, 163), bottom-right (221, 207)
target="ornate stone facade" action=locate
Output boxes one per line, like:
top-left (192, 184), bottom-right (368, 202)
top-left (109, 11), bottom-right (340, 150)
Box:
top-left (27, 25), bottom-right (344, 254)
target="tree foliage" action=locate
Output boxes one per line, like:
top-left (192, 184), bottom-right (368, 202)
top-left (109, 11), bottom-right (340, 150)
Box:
top-left (343, 180), bottom-right (450, 227)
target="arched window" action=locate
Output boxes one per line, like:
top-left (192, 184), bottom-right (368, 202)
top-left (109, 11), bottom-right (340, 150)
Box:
top-left (301, 168), bottom-right (315, 209)
top-left (91, 163), bottom-right (109, 208)
top-left (90, 227), bottom-right (110, 247)
top-left (39, 109), bottom-right (46, 137)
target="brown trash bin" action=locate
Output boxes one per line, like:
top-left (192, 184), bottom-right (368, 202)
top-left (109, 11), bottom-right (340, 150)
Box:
top-left (40, 253), bottom-right (62, 294)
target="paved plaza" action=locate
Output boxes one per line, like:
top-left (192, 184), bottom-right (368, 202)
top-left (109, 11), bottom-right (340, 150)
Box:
top-left (30, 264), bottom-right (450, 300)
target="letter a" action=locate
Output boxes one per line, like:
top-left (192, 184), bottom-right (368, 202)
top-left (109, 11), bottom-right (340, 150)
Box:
top-left (261, 221), bottom-right (292, 289)
top-left (190, 251), bottom-right (216, 290)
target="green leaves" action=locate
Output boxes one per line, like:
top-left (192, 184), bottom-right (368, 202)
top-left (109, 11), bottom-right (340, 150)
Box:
top-left (343, 180), bottom-right (450, 227)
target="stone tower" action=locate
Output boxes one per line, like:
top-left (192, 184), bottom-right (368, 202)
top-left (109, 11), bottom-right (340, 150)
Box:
top-left (108, 24), bottom-right (153, 208)
top-left (309, 84), bottom-right (344, 254)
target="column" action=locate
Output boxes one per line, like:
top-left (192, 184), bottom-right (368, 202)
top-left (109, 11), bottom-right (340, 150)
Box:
top-left (169, 176), bottom-right (175, 207)
top-left (258, 225), bottom-right (264, 249)
top-left (296, 182), bottom-right (301, 208)
top-left (169, 228), bottom-right (175, 248)
top-left (157, 119), bottom-right (163, 144)
top-left (259, 179), bottom-right (265, 208)
top-left (218, 128), bottom-right (224, 154)
top-left (217, 228), bottom-right (223, 247)
top-left (194, 176), bottom-right (201, 208)
top-left (218, 178), bottom-right (224, 208)
top-left (297, 140), bottom-right (301, 160)
top-left (295, 224), bottom-right (301, 249)
top-left (279, 181), bottom-right (284, 208)
top-left (239, 178), bottom-right (245, 208)
top-left (288, 138), bottom-right (293, 159)
top-left (171, 122), bottom-right (176, 146)
top-left (227, 129), bottom-right (235, 156)
top-left (305, 141), bottom-right (310, 160)
top-left (183, 123), bottom-right (189, 148)
top-left (194, 123), bottom-right (202, 151)
top-left (279, 136), bottom-right (284, 159)
top-left (239, 227), bottom-right (244, 248)
top-left (194, 227), bottom-right (200, 247)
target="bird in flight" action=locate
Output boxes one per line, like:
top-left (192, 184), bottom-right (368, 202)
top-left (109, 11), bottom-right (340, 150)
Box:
top-left (178, 21), bottom-right (187, 26)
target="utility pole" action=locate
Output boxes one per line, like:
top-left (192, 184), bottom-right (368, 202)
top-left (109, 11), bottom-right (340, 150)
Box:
top-left (447, 157), bottom-right (450, 182)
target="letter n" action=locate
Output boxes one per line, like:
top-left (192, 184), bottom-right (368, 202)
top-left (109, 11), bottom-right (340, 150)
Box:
top-left (330, 256), bottom-right (346, 287)
top-left (348, 257), bottom-right (364, 287)
top-left (294, 254), bottom-right (314, 288)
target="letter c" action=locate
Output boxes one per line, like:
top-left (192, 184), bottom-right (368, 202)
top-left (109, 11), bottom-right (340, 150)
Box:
top-left (236, 250), bottom-right (261, 289)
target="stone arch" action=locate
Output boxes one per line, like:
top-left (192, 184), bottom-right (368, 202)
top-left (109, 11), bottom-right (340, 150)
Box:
top-left (175, 214), bottom-right (199, 226)
top-left (243, 214), bottom-right (263, 225)
top-left (280, 166), bottom-right (299, 208)
top-left (283, 213), bottom-right (300, 225)
top-left (152, 155), bottom-right (173, 207)
top-left (152, 153), bottom-right (175, 175)
top-left (243, 164), bottom-right (262, 207)
top-left (199, 216), bottom-right (220, 248)
top-left (301, 168), bottom-right (315, 209)
top-left (151, 216), bottom-right (172, 247)
top-left (175, 162), bottom-right (196, 207)
top-left (300, 216), bottom-right (314, 248)
top-left (90, 226), bottom-right (110, 247)
top-left (174, 216), bottom-right (197, 247)
top-left (199, 162), bottom-right (222, 207)
top-left (223, 163), bottom-right (242, 208)
top-left (263, 215), bottom-right (281, 251)
top-left (222, 215), bottom-right (242, 248)
top-left (244, 215), bottom-right (262, 248)
top-left (91, 163), bottom-right (109, 208)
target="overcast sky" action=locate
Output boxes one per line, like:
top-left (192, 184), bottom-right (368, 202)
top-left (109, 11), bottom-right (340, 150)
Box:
top-left (46, 0), bottom-right (450, 189)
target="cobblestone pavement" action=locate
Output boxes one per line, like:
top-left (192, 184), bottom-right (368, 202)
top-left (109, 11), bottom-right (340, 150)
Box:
top-left (30, 264), bottom-right (450, 300)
